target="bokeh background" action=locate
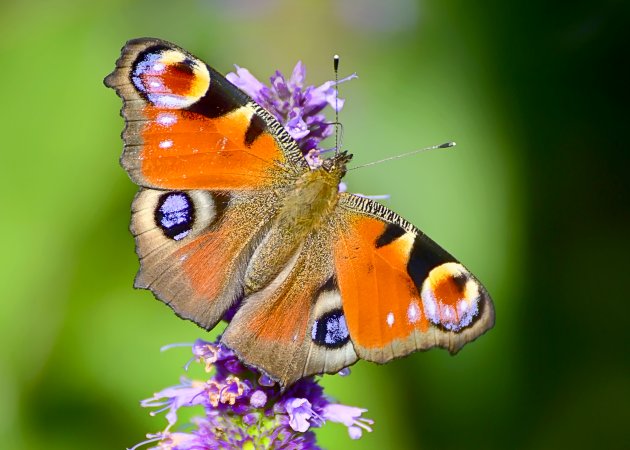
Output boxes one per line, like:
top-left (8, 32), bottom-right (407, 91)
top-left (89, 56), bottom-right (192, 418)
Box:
top-left (1, 0), bottom-right (627, 449)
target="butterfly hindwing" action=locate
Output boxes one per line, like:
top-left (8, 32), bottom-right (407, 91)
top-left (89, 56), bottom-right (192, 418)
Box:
top-left (105, 38), bottom-right (308, 191)
top-left (131, 188), bottom-right (279, 330)
top-left (333, 193), bottom-right (494, 363)
top-left (222, 224), bottom-right (358, 387)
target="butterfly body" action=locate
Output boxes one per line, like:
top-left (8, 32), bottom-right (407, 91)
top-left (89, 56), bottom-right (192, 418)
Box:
top-left (244, 155), bottom-right (349, 294)
top-left (106, 38), bottom-right (494, 387)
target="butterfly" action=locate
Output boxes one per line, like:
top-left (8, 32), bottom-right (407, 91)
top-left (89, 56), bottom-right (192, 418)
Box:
top-left (104, 38), bottom-right (495, 388)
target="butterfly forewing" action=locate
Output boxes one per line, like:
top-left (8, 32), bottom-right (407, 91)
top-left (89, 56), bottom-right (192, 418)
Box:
top-left (104, 38), bottom-right (308, 191)
top-left (333, 193), bottom-right (495, 362)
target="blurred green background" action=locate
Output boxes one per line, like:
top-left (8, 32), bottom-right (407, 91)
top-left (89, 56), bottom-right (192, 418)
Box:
top-left (1, 0), bottom-right (627, 449)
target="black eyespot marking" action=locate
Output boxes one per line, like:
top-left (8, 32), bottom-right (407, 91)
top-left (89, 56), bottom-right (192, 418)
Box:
top-left (407, 233), bottom-right (457, 291)
top-left (319, 276), bottom-right (338, 293)
top-left (181, 57), bottom-right (196, 73)
top-left (245, 113), bottom-right (266, 147)
top-left (211, 192), bottom-right (230, 224)
top-left (155, 192), bottom-right (194, 240)
top-left (452, 272), bottom-right (468, 293)
top-left (311, 309), bottom-right (350, 348)
top-left (186, 65), bottom-right (249, 118)
top-left (375, 223), bottom-right (406, 248)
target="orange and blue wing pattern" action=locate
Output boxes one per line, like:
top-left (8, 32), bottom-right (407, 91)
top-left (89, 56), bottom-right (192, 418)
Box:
top-left (104, 38), bottom-right (308, 191)
top-left (333, 193), bottom-right (494, 362)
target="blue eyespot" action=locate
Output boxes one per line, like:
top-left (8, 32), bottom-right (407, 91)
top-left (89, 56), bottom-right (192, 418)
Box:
top-left (311, 309), bottom-right (350, 348)
top-left (155, 192), bottom-right (194, 240)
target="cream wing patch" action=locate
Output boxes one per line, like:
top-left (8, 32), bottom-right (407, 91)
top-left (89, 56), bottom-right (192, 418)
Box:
top-left (304, 281), bottom-right (358, 376)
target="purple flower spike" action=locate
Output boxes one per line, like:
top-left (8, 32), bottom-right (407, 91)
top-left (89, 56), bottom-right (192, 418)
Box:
top-left (132, 335), bottom-right (372, 449)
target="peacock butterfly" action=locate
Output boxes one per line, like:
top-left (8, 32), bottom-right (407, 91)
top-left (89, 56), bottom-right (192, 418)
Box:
top-left (104, 38), bottom-right (495, 387)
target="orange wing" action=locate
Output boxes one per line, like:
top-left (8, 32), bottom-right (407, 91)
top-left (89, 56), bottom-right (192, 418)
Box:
top-left (104, 38), bottom-right (308, 191)
top-left (333, 193), bottom-right (495, 363)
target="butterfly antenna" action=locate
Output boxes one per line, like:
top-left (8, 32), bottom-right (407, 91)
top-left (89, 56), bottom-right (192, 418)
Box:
top-left (334, 54), bottom-right (340, 156)
top-left (348, 141), bottom-right (456, 171)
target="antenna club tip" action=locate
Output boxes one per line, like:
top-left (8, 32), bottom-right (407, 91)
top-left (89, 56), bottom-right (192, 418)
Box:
top-left (438, 141), bottom-right (456, 148)
top-left (334, 54), bottom-right (340, 60)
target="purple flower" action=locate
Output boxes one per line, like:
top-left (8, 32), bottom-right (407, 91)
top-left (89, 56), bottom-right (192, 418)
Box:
top-left (322, 404), bottom-right (375, 439)
top-left (130, 338), bottom-right (372, 449)
top-left (250, 390), bottom-right (267, 408)
top-left (286, 398), bottom-right (323, 432)
top-left (226, 62), bottom-right (357, 163)
top-left (140, 378), bottom-right (207, 429)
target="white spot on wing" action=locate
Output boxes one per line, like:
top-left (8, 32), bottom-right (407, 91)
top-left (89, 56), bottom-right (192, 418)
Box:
top-left (156, 113), bottom-right (177, 126)
top-left (159, 140), bottom-right (173, 149)
top-left (407, 301), bottom-right (421, 324)
top-left (386, 312), bottom-right (395, 327)
top-left (423, 288), bottom-right (438, 323)
top-left (442, 305), bottom-right (455, 321)
top-left (148, 93), bottom-right (194, 109)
